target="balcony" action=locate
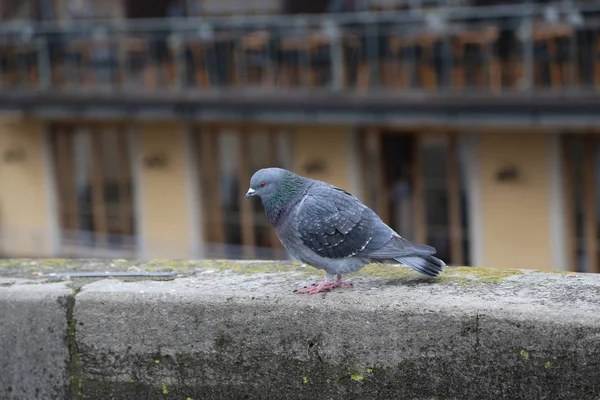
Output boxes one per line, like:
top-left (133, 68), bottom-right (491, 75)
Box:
top-left (1, 3), bottom-right (600, 124)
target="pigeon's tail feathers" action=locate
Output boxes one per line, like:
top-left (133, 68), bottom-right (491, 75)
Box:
top-left (365, 235), bottom-right (437, 259)
top-left (395, 255), bottom-right (445, 277)
top-left (410, 242), bottom-right (438, 256)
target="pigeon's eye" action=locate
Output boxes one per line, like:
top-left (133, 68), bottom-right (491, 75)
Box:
top-left (260, 182), bottom-right (266, 188)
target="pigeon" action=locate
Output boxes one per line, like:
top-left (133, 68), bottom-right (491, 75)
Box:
top-left (245, 167), bottom-right (445, 294)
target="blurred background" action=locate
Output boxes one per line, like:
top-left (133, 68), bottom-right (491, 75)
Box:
top-left (0, 0), bottom-right (598, 273)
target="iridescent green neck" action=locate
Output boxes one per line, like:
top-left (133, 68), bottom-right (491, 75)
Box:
top-left (263, 173), bottom-right (306, 225)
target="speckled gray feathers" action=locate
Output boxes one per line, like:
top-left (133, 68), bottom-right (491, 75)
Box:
top-left (246, 168), bottom-right (445, 278)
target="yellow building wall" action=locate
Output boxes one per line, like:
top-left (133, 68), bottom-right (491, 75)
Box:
top-left (0, 118), bottom-right (53, 256)
top-left (291, 126), bottom-right (353, 190)
top-left (137, 122), bottom-right (195, 258)
top-left (478, 132), bottom-right (553, 270)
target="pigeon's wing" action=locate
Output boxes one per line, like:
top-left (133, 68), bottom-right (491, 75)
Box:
top-left (294, 186), bottom-right (380, 259)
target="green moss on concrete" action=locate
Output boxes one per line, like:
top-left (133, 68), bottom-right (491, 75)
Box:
top-left (355, 264), bottom-right (419, 279)
top-left (143, 260), bottom-right (198, 272)
top-left (143, 259), bottom-right (310, 275)
top-left (520, 350), bottom-right (530, 360)
top-left (443, 267), bottom-right (525, 284)
top-left (0, 258), bottom-right (73, 269)
top-left (545, 361), bottom-right (551, 369)
top-left (356, 264), bottom-right (524, 285)
top-left (348, 365), bottom-right (376, 383)
top-left (202, 261), bottom-right (319, 278)
top-left (532, 270), bottom-right (573, 275)
top-left (0, 258), bottom-right (534, 287)
top-left (78, 343), bottom-right (593, 400)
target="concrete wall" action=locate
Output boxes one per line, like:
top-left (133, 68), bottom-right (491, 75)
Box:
top-left (1, 260), bottom-right (599, 400)
top-left (0, 118), bottom-right (54, 256)
top-left (0, 280), bottom-right (71, 400)
top-left (136, 122), bottom-right (196, 258)
top-left (478, 132), bottom-right (553, 270)
top-left (291, 126), bottom-right (353, 190)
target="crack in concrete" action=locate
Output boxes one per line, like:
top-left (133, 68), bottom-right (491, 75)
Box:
top-left (307, 335), bottom-right (325, 366)
top-left (475, 310), bottom-right (480, 351)
top-left (66, 288), bottom-right (83, 400)
top-left (313, 345), bottom-right (324, 366)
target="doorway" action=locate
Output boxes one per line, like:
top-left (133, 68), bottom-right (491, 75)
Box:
top-left (49, 123), bottom-right (136, 258)
top-left (562, 134), bottom-right (600, 273)
top-left (360, 129), bottom-right (470, 265)
top-left (192, 125), bottom-right (292, 260)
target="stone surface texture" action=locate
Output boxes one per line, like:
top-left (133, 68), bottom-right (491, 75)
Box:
top-left (0, 281), bottom-right (72, 400)
top-left (0, 259), bottom-right (599, 400)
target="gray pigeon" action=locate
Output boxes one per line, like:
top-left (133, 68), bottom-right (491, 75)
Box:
top-left (245, 167), bottom-right (445, 294)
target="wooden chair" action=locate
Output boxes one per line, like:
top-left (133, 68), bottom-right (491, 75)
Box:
top-left (186, 32), bottom-right (236, 88)
top-left (49, 38), bottom-right (88, 88)
top-left (186, 39), bottom-right (210, 88)
top-left (353, 34), bottom-right (385, 91)
top-left (347, 30), bottom-right (402, 92)
top-left (278, 29), bottom-right (358, 90)
top-left (60, 35), bottom-right (123, 90)
top-left (88, 36), bottom-right (120, 88)
top-left (0, 41), bottom-right (38, 88)
top-left (118, 35), bottom-right (175, 90)
top-left (358, 29), bottom-right (444, 92)
top-left (277, 34), bottom-right (313, 88)
top-left (116, 36), bottom-right (154, 89)
top-left (0, 44), bottom-right (19, 87)
top-left (15, 42), bottom-right (38, 87)
top-left (452, 26), bottom-right (500, 92)
top-left (65, 38), bottom-right (96, 87)
top-left (532, 24), bottom-right (573, 89)
top-left (388, 31), bottom-right (443, 92)
top-left (386, 36), bottom-right (414, 90)
top-left (513, 23), bottom-right (573, 90)
top-left (415, 32), bottom-right (444, 91)
top-left (235, 30), bottom-right (275, 87)
top-left (306, 32), bottom-right (338, 88)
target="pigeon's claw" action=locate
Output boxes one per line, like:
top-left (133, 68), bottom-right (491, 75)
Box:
top-left (295, 278), bottom-right (352, 294)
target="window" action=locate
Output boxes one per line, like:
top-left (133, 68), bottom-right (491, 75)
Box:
top-left (360, 129), bottom-right (470, 265)
top-left (50, 123), bottom-right (136, 257)
top-left (193, 127), bottom-right (291, 260)
top-left (562, 134), bottom-right (600, 273)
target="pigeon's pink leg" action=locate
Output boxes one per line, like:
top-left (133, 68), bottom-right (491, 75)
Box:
top-left (296, 274), bottom-right (352, 294)
top-left (335, 274), bottom-right (352, 288)
top-left (336, 280), bottom-right (352, 288)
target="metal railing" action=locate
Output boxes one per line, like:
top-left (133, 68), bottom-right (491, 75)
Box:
top-left (0, 3), bottom-right (599, 97)
top-left (0, 228), bottom-right (291, 260)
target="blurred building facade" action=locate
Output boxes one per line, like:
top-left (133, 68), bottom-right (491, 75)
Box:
top-left (0, 0), bottom-right (599, 273)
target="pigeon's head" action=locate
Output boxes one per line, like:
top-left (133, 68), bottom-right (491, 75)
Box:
top-left (245, 167), bottom-right (292, 201)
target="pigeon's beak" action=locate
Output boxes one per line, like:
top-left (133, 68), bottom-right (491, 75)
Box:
top-left (245, 188), bottom-right (256, 199)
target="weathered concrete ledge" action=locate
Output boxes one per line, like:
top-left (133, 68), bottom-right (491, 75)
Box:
top-left (1, 259), bottom-right (600, 400)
